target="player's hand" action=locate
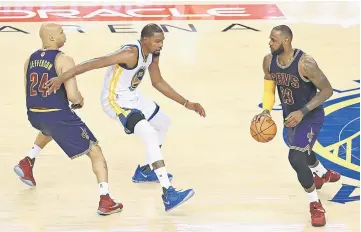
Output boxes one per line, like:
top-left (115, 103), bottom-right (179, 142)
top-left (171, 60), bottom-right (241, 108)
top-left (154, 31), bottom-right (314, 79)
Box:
top-left (185, 101), bottom-right (206, 117)
top-left (253, 110), bottom-right (271, 122)
top-left (45, 76), bottom-right (62, 94)
top-left (284, 110), bottom-right (303, 127)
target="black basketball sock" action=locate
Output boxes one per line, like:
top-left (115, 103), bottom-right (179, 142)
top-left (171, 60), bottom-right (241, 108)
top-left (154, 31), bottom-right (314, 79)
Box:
top-left (141, 164), bottom-right (152, 172)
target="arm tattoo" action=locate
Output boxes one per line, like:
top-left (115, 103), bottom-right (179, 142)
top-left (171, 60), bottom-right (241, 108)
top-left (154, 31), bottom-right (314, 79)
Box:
top-left (301, 56), bottom-right (333, 115)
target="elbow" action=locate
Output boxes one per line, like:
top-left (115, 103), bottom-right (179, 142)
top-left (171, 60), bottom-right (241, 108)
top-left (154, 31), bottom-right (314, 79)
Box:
top-left (326, 88), bottom-right (333, 99)
top-left (152, 81), bottom-right (160, 89)
top-left (320, 88), bottom-right (333, 101)
top-left (67, 95), bottom-right (77, 104)
top-left (329, 90), bottom-right (334, 98)
top-left (67, 92), bottom-right (82, 104)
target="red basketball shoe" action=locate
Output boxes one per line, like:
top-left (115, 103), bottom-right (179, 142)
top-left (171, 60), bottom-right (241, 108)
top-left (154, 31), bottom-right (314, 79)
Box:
top-left (310, 201), bottom-right (326, 227)
top-left (314, 169), bottom-right (341, 190)
top-left (14, 157), bottom-right (36, 187)
top-left (97, 194), bottom-right (123, 215)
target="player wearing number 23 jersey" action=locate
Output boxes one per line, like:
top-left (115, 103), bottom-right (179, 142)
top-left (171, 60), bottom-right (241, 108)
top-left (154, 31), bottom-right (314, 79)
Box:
top-left (254, 25), bottom-right (340, 228)
top-left (268, 48), bottom-right (324, 121)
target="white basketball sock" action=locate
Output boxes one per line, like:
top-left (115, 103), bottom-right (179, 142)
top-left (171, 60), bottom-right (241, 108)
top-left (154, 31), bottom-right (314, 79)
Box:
top-left (149, 110), bottom-right (171, 146)
top-left (154, 167), bottom-right (171, 189)
top-left (134, 120), bottom-right (171, 189)
top-left (27, 145), bottom-right (41, 159)
top-left (307, 188), bottom-right (319, 203)
top-left (134, 120), bottom-right (163, 165)
top-left (310, 162), bottom-right (327, 177)
top-left (142, 110), bottom-right (171, 170)
top-left (99, 182), bottom-right (109, 196)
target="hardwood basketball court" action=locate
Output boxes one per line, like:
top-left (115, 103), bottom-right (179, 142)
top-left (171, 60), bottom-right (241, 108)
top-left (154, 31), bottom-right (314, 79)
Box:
top-left (0, 1), bottom-right (359, 231)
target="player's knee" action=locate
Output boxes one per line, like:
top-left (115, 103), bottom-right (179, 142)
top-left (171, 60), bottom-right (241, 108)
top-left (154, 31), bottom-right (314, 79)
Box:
top-left (288, 150), bottom-right (314, 189)
top-left (137, 120), bottom-right (158, 139)
top-left (134, 119), bottom-right (160, 145)
top-left (164, 113), bottom-right (171, 128)
top-left (125, 112), bottom-right (146, 134)
top-left (298, 170), bottom-right (314, 189)
top-left (150, 110), bottom-right (171, 131)
top-left (87, 144), bottom-right (104, 160)
top-left (160, 113), bottom-right (171, 131)
top-left (288, 149), bottom-right (308, 170)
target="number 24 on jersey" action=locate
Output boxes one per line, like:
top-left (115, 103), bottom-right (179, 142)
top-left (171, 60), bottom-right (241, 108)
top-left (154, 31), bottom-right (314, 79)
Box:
top-left (29, 72), bottom-right (49, 97)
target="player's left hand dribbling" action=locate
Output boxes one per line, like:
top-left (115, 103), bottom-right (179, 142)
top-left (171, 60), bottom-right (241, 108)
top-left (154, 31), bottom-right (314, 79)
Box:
top-left (186, 102), bottom-right (206, 117)
top-left (284, 110), bottom-right (304, 127)
top-left (252, 110), bottom-right (271, 122)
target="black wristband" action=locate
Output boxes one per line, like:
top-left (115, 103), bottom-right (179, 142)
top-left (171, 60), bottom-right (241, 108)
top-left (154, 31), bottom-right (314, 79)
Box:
top-left (300, 106), bottom-right (310, 116)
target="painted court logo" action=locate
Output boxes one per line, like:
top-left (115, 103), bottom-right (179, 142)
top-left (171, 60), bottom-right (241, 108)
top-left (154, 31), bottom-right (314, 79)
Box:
top-left (312, 93), bottom-right (360, 181)
top-left (314, 91), bottom-right (360, 204)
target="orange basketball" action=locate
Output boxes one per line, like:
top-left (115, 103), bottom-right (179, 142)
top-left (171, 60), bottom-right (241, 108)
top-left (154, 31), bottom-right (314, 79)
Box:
top-left (250, 116), bottom-right (277, 143)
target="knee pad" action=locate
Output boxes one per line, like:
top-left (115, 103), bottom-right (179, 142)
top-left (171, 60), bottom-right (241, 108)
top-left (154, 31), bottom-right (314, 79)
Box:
top-left (288, 150), bottom-right (307, 170)
top-left (125, 112), bottom-right (146, 134)
top-left (288, 150), bottom-right (314, 189)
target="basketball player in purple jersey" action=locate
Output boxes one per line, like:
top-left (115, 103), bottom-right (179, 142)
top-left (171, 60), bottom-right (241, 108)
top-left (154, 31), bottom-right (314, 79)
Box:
top-left (254, 25), bottom-right (340, 227)
top-left (14, 23), bottom-right (123, 215)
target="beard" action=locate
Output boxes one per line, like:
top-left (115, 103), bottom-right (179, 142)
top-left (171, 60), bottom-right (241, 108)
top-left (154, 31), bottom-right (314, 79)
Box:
top-left (271, 44), bottom-right (284, 56)
top-left (153, 50), bottom-right (161, 56)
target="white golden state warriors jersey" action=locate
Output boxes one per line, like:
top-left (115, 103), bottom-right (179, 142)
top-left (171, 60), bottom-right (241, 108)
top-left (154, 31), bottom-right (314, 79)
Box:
top-left (101, 40), bottom-right (153, 105)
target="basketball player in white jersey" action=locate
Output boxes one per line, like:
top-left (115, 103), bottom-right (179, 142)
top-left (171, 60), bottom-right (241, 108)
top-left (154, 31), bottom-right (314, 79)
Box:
top-left (46, 23), bottom-right (206, 211)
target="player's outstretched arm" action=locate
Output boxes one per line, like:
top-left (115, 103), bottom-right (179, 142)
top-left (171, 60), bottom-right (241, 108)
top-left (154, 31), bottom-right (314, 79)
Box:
top-left (46, 48), bottom-right (136, 93)
top-left (299, 55), bottom-right (333, 115)
top-left (56, 55), bottom-right (84, 108)
top-left (149, 56), bottom-right (206, 117)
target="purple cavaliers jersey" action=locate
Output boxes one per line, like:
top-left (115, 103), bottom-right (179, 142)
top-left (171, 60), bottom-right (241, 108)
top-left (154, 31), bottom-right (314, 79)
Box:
top-left (26, 49), bottom-right (70, 110)
top-left (25, 49), bottom-right (97, 159)
top-left (269, 49), bottom-right (324, 120)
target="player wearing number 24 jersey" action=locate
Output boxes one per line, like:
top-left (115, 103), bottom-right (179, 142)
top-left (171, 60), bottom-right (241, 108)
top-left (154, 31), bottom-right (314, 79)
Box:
top-left (14, 23), bottom-right (123, 215)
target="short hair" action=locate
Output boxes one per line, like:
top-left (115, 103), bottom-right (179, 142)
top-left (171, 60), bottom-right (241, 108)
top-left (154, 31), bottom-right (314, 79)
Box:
top-left (272, 25), bottom-right (293, 40)
top-left (141, 24), bottom-right (163, 38)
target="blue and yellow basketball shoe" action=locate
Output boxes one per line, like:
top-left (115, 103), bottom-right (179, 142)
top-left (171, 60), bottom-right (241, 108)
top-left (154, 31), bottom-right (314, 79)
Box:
top-left (162, 186), bottom-right (195, 212)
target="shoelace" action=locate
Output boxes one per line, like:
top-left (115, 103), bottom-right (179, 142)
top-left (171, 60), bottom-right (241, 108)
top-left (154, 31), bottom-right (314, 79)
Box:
top-left (166, 187), bottom-right (184, 195)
